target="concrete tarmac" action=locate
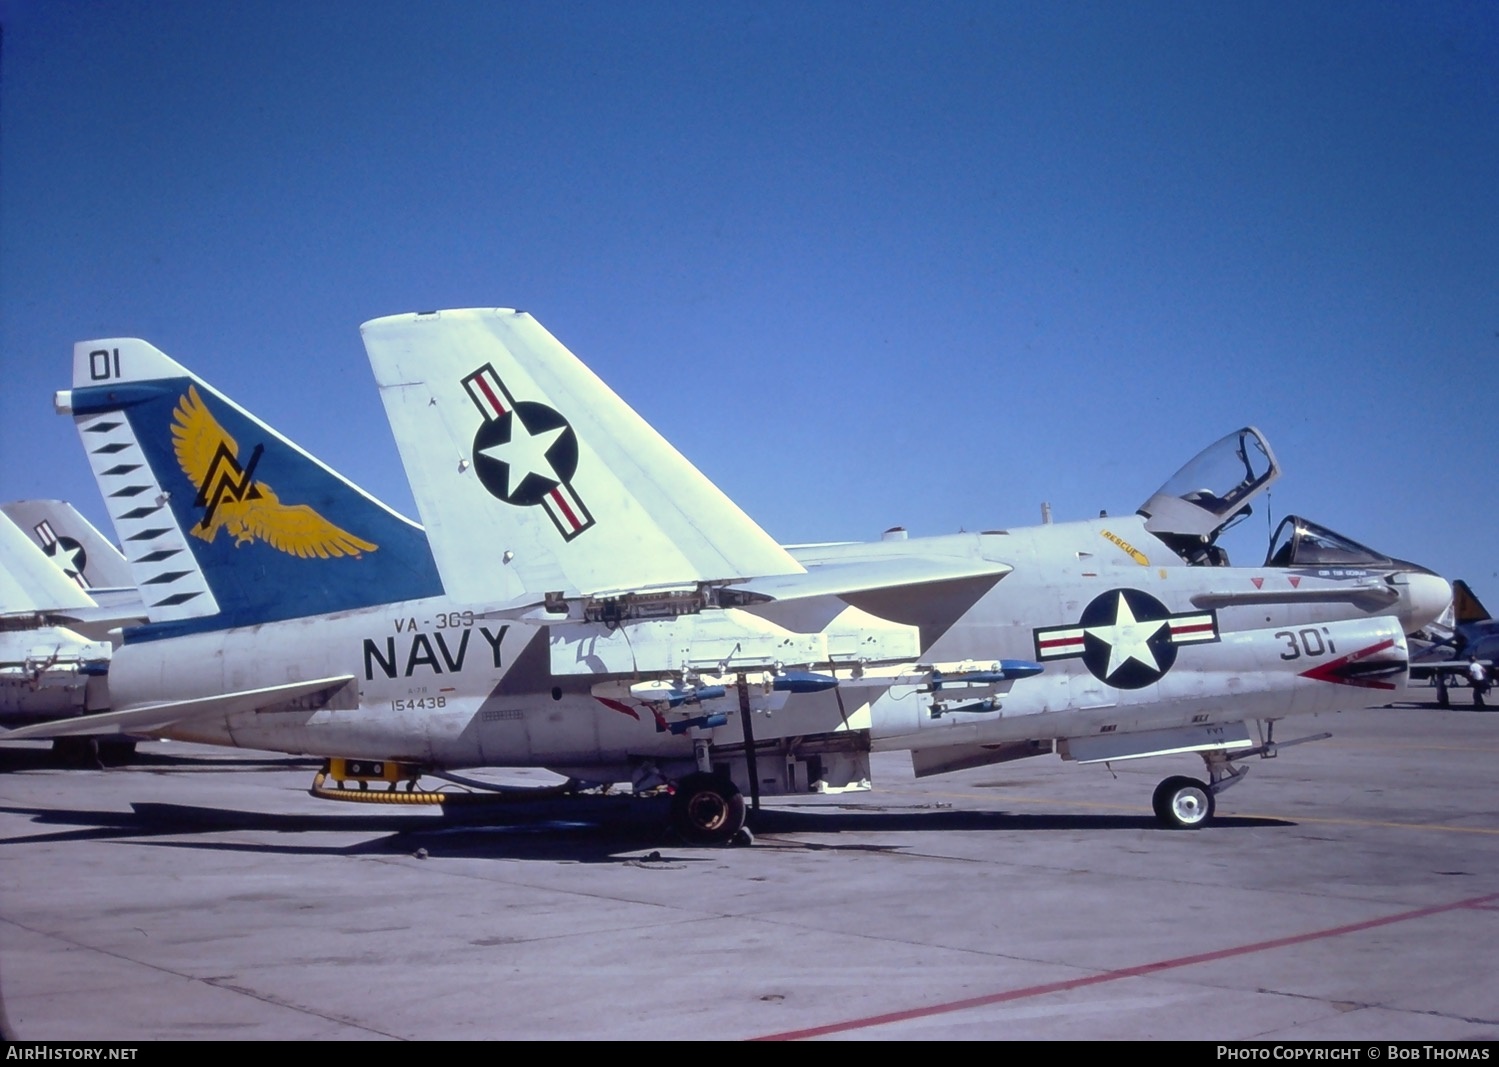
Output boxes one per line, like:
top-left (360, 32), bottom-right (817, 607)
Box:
top-left (1, 696), bottom-right (1496, 1041)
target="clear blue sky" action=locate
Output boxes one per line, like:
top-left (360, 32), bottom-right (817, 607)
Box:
top-left (2, 1), bottom-right (1496, 593)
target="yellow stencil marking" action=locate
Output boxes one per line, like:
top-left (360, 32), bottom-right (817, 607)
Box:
top-left (1100, 528), bottom-right (1149, 566)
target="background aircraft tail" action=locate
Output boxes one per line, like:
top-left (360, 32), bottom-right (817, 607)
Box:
top-left (1453, 580), bottom-right (1490, 625)
top-left (0, 511), bottom-right (97, 615)
top-left (0, 499), bottom-right (133, 592)
top-left (60, 338), bottom-right (442, 636)
top-left (362, 308), bottom-right (804, 605)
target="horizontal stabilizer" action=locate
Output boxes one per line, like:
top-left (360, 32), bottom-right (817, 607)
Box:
top-left (362, 309), bottom-right (805, 604)
top-left (2, 674), bottom-right (353, 739)
top-left (41, 600), bottom-right (150, 631)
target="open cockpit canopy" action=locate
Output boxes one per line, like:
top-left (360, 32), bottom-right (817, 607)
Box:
top-left (1138, 427), bottom-right (1279, 564)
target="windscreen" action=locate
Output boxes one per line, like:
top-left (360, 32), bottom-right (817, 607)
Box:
top-left (1266, 516), bottom-right (1392, 568)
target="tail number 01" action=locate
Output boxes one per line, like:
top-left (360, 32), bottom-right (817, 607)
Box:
top-left (89, 348), bottom-right (121, 381)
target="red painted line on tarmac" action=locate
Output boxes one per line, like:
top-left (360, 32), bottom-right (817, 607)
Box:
top-left (752, 890), bottom-right (1499, 1041)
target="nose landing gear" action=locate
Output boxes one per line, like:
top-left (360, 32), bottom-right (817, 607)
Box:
top-left (1152, 775), bottom-right (1215, 829)
top-left (1149, 723), bottom-right (1330, 828)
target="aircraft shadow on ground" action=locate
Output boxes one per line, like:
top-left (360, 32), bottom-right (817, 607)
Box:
top-left (0, 746), bottom-right (318, 773)
top-left (0, 790), bottom-right (1292, 863)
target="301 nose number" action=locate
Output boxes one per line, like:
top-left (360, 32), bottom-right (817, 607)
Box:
top-left (1274, 627), bottom-right (1336, 661)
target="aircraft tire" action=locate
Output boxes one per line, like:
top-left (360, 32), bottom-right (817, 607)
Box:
top-left (1152, 775), bottom-right (1215, 829)
top-left (670, 772), bottom-right (747, 846)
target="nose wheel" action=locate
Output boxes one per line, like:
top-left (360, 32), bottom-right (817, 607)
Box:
top-left (670, 772), bottom-right (748, 845)
top-left (1152, 775), bottom-right (1215, 829)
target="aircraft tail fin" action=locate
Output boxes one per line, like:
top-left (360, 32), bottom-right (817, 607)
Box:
top-left (0, 499), bottom-right (133, 592)
top-left (1453, 580), bottom-right (1490, 625)
top-left (362, 309), bottom-right (804, 605)
top-left (60, 338), bottom-right (442, 635)
top-left (0, 511), bottom-right (97, 614)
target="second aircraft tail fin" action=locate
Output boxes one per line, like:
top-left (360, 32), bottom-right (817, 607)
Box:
top-left (0, 511), bottom-right (97, 615)
top-left (362, 308), bottom-right (804, 605)
top-left (1453, 579), bottom-right (1491, 625)
top-left (0, 499), bottom-right (134, 593)
top-left (60, 338), bottom-right (443, 635)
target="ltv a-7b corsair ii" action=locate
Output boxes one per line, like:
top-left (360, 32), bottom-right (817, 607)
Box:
top-left (8, 310), bottom-right (1449, 843)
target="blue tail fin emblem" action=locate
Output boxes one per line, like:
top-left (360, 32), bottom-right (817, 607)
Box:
top-left (69, 339), bottom-right (442, 639)
top-left (172, 385), bottom-right (377, 558)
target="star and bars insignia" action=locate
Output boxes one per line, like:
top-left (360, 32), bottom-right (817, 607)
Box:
top-left (462, 363), bottom-right (595, 541)
top-left (1033, 588), bottom-right (1219, 690)
top-left (33, 521), bottom-right (89, 588)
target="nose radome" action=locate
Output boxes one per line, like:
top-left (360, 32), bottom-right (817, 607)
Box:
top-left (1396, 572), bottom-right (1453, 634)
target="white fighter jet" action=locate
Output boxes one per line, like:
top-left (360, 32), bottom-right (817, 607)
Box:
top-left (6, 311), bottom-right (1450, 842)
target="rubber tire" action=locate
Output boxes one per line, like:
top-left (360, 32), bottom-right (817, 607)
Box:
top-left (1152, 775), bottom-right (1215, 829)
top-left (670, 772), bottom-right (747, 845)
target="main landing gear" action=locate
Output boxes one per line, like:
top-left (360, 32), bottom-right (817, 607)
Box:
top-left (669, 771), bottom-right (748, 846)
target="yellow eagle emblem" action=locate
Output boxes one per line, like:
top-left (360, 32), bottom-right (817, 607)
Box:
top-left (171, 385), bottom-right (378, 559)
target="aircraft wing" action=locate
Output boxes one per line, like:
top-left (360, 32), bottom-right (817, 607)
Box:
top-left (1, 675), bottom-right (353, 739)
top-left (473, 555), bottom-right (1012, 634)
top-left (721, 556), bottom-right (1012, 604)
top-left (362, 309), bottom-right (806, 605)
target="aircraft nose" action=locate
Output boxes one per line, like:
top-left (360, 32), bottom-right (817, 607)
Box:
top-left (1395, 571), bottom-right (1453, 634)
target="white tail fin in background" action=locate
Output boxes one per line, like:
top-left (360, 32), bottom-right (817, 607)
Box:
top-left (362, 309), bottom-right (804, 605)
top-left (0, 500), bottom-right (133, 593)
top-left (0, 511), bottom-right (97, 614)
